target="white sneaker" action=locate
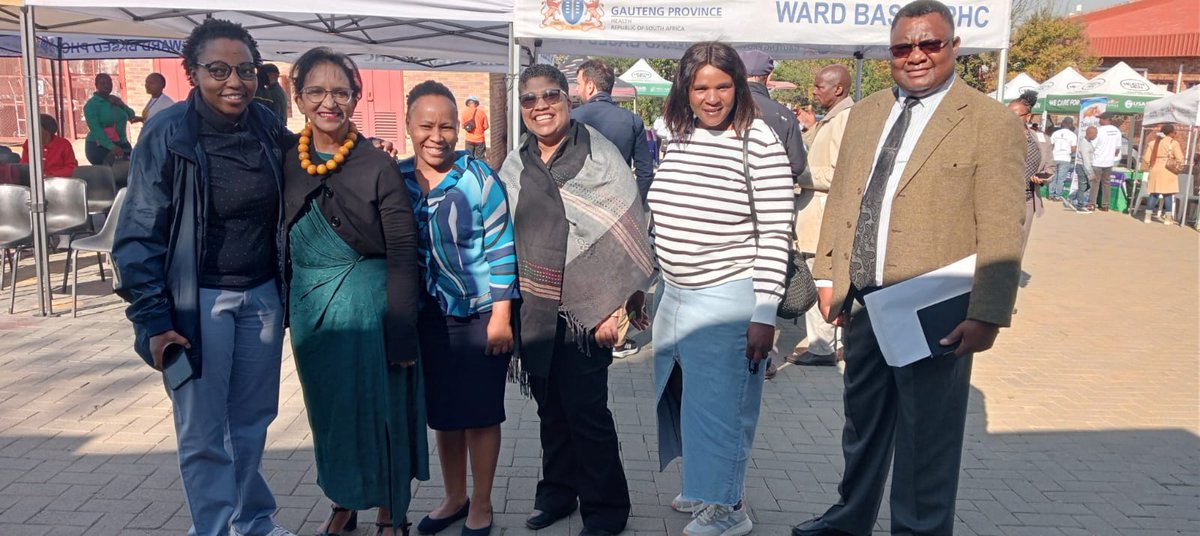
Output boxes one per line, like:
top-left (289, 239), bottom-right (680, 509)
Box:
top-left (672, 493), bottom-right (704, 513)
top-left (682, 503), bottom-right (752, 536)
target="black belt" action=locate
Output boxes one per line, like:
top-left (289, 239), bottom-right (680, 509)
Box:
top-left (849, 284), bottom-right (882, 305)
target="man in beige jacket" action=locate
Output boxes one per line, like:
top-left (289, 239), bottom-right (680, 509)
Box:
top-left (792, 1), bottom-right (1026, 534)
top-left (790, 64), bottom-right (854, 367)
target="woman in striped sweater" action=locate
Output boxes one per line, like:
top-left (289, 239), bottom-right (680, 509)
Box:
top-left (648, 42), bottom-right (795, 536)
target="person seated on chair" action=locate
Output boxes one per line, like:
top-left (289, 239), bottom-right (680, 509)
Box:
top-left (21, 114), bottom-right (78, 177)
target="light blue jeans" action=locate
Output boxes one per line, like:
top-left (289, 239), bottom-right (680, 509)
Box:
top-left (653, 278), bottom-right (764, 507)
top-left (1050, 161), bottom-right (1073, 198)
top-left (168, 280), bottom-right (284, 536)
top-left (1145, 193), bottom-right (1175, 214)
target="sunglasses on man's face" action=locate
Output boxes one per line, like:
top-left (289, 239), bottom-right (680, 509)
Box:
top-left (519, 88), bottom-right (565, 109)
top-left (889, 39), bottom-right (950, 59)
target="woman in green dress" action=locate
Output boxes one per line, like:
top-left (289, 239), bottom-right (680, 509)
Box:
top-left (282, 47), bottom-right (428, 536)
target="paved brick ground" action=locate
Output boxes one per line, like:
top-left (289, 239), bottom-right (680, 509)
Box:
top-left (0, 204), bottom-right (1196, 535)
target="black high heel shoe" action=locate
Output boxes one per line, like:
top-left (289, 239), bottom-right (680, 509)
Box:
top-left (318, 505), bottom-right (357, 536)
top-left (376, 517), bottom-right (412, 536)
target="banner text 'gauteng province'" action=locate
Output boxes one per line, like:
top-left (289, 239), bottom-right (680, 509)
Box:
top-left (515, 0), bottom-right (1012, 54)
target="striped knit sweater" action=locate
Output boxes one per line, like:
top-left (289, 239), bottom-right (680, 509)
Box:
top-left (647, 119), bottom-right (795, 326)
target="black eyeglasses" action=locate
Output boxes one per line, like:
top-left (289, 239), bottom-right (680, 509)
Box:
top-left (889, 39), bottom-right (950, 59)
top-left (196, 61), bottom-right (258, 81)
top-left (301, 87), bottom-right (356, 105)
top-left (519, 88), bottom-right (565, 109)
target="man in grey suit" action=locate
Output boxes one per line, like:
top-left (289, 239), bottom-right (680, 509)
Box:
top-left (792, 1), bottom-right (1027, 535)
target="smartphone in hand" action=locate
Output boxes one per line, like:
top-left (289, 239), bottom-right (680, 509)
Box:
top-left (162, 343), bottom-right (194, 390)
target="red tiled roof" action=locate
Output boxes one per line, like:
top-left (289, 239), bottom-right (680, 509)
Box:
top-left (1080, 0), bottom-right (1200, 57)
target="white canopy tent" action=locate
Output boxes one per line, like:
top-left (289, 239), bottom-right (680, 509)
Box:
top-left (987, 71), bottom-right (1038, 102)
top-left (1045, 61), bottom-right (1172, 115)
top-left (1143, 86), bottom-right (1200, 228)
top-left (3, 0), bottom-right (525, 315)
top-left (619, 59), bottom-right (670, 97)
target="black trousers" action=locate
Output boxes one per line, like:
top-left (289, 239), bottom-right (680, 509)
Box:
top-left (85, 140), bottom-right (132, 166)
top-left (528, 319), bottom-right (630, 533)
top-left (822, 297), bottom-right (974, 536)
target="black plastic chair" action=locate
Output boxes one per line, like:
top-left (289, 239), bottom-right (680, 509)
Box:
top-left (0, 184), bottom-right (33, 313)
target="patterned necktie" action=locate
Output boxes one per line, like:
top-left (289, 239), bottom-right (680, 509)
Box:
top-left (849, 96), bottom-right (920, 290)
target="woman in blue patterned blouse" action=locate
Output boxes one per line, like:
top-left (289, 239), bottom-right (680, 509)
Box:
top-left (400, 80), bottom-right (518, 536)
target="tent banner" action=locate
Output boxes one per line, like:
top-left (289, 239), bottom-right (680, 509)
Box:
top-left (0, 34), bottom-right (182, 59)
top-left (516, 0), bottom-right (1012, 56)
top-left (1048, 94), bottom-right (1165, 115)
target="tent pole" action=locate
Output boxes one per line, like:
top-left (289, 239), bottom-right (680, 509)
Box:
top-left (1180, 128), bottom-right (1194, 227)
top-left (19, 5), bottom-right (52, 316)
top-left (996, 49), bottom-right (1009, 102)
top-left (507, 23), bottom-right (520, 157)
top-left (54, 37), bottom-right (65, 130)
top-left (853, 52), bottom-right (863, 102)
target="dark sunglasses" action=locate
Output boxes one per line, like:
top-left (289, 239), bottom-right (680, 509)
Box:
top-left (889, 39), bottom-right (950, 59)
top-left (519, 88), bottom-right (565, 109)
top-left (196, 61), bottom-right (258, 82)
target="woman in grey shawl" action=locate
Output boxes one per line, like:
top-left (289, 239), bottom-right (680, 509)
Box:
top-left (498, 64), bottom-right (654, 536)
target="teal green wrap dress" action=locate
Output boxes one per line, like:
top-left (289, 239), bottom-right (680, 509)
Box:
top-left (288, 195), bottom-right (429, 515)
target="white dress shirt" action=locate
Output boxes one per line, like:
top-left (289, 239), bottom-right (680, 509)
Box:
top-left (867, 79), bottom-right (954, 287)
top-left (143, 94), bottom-right (175, 121)
top-left (815, 79), bottom-right (954, 290)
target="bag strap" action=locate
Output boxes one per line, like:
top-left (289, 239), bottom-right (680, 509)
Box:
top-left (741, 132), bottom-right (759, 244)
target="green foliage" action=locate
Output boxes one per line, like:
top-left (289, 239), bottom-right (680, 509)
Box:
top-left (1008, 10), bottom-right (1099, 82)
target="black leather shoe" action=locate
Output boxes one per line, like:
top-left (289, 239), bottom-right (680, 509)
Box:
top-left (579, 529), bottom-right (617, 536)
top-left (791, 517), bottom-right (855, 536)
top-left (417, 500), bottom-right (470, 534)
top-left (788, 351), bottom-right (837, 366)
top-left (525, 503), bottom-right (577, 530)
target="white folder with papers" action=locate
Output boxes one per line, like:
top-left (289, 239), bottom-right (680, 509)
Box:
top-left (861, 255), bottom-right (976, 367)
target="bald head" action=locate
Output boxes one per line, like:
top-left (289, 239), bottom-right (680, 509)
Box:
top-left (1085, 126), bottom-right (1098, 141)
top-left (812, 64), bottom-right (852, 110)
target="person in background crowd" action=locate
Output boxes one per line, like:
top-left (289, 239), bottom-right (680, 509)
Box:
top-left (1140, 123), bottom-right (1183, 224)
top-left (653, 114), bottom-right (671, 159)
top-left (84, 73), bottom-right (136, 165)
top-left (112, 18), bottom-right (296, 536)
top-left (571, 58), bottom-right (655, 360)
top-left (461, 96), bottom-right (489, 161)
top-left (572, 59), bottom-right (654, 201)
top-left (1048, 117), bottom-right (1077, 202)
top-left (400, 80), bottom-right (517, 536)
top-left (1088, 112), bottom-right (1123, 212)
top-left (1009, 90), bottom-right (1054, 250)
top-left (255, 63), bottom-right (290, 127)
top-left (20, 114), bottom-right (78, 177)
top-left (499, 63), bottom-right (654, 536)
top-left (141, 73), bottom-right (176, 122)
top-left (737, 49), bottom-right (807, 380)
top-left (790, 63), bottom-right (853, 368)
top-left (651, 41), bottom-right (794, 536)
top-left (284, 47), bottom-right (427, 536)
top-left (1071, 126), bottom-right (1097, 213)
top-left (793, 1), bottom-right (1027, 534)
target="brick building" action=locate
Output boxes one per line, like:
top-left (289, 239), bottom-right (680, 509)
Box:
top-left (1079, 0), bottom-right (1200, 92)
top-left (2, 57), bottom-right (509, 166)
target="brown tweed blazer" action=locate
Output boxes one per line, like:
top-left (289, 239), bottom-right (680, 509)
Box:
top-left (812, 78), bottom-right (1027, 327)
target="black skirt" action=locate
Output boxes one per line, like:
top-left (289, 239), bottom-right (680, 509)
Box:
top-left (418, 298), bottom-right (510, 431)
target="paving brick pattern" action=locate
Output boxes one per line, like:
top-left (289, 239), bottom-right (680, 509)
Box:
top-left (0, 205), bottom-right (1196, 535)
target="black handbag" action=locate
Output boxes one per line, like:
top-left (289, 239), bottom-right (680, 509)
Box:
top-left (741, 135), bottom-right (817, 320)
top-left (464, 110), bottom-right (478, 133)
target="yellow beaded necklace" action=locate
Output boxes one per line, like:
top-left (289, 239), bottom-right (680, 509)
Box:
top-left (298, 122), bottom-right (358, 176)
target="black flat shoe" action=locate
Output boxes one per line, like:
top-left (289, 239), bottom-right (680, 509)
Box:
top-left (417, 500), bottom-right (470, 535)
top-left (460, 516), bottom-right (492, 536)
top-left (525, 503), bottom-right (577, 530)
top-left (318, 505), bottom-right (358, 536)
top-left (376, 518), bottom-right (412, 536)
